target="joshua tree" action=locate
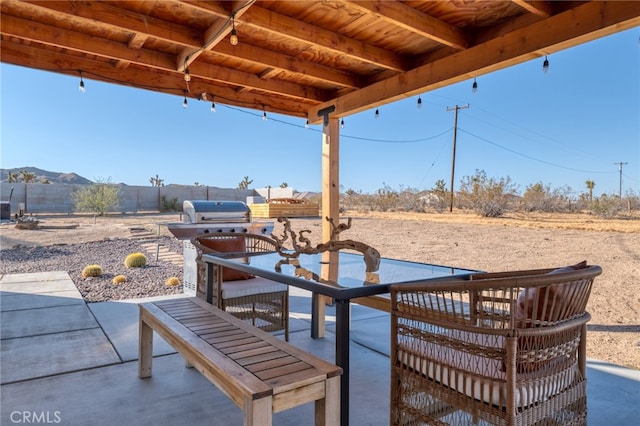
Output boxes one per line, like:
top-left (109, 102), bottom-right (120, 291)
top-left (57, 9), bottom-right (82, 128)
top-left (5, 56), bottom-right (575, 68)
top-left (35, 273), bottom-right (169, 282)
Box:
top-left (585, 179), bottom-right (596, 202)
top-left (20, 170), bottom-right (37, 183)
top-left (7, 172), bottom-right (18, 183)
top-left (149, 174), bottom-right (164, 187)
top-left (237, 176), bottom-right (253, 190)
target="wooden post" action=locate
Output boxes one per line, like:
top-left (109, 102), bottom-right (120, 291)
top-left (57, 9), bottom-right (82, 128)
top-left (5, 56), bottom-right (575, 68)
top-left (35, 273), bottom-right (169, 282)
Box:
top-left (313, 116), bottom-right (341, 337)
top-left (138, 313), bottom-right (153, 378)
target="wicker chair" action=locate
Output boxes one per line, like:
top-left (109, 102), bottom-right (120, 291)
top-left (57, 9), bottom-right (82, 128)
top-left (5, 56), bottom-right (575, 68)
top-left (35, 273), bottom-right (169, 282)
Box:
top-left (191, 233), bottom-right (289, 341)
top-left (390, 263), bottom-right (602, 426)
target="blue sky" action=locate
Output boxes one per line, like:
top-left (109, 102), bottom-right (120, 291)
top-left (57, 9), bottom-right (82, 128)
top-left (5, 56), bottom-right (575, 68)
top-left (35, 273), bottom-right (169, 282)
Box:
top-left (1, 28), bottom-right (638, 197)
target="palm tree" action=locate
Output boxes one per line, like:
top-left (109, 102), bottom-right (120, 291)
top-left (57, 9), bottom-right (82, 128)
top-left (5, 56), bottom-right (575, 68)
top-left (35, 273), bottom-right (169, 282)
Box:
top-left (585, 179), bottom-right (595, 202)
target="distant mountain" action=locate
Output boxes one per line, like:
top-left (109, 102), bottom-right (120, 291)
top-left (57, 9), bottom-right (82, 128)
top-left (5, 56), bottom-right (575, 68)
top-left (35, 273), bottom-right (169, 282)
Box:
top-left (0, 167), bottom-right (93, 185)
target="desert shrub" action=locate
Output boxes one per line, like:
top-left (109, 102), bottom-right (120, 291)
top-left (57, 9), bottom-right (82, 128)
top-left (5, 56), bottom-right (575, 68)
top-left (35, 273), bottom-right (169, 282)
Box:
top-left (160, 196), bottom-right (180, 212)
top-left (82, 264), bottom-right (103, 278)
top-left (373, 183), bottom-right (399, 212)
top-left (428, 179), bottom-right (449, 212)
top-left (124, 252), bottom-right (147, 268)
top-left (590, 194), bottom-right (625, 218)
top-left (623, 189), bottom-right (640, 211)
top-left (396, 185), bottom-right (425, 212)
top-left (72, 177), bottom-right (120, 216)
top-left (112, 275), bottom-right (127, 285)
top-left (521, 182), bottom-right (575, 212)
top-left (165, 277), bottom-right (181, 287)
top-left (458, 169), bottom-right (518, 217)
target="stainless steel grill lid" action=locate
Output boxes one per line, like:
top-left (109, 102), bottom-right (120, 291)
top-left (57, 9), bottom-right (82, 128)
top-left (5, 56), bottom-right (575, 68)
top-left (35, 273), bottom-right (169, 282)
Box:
top-left (167, 200), bottom-right (273, 240)
top-left (183, 200), bottom-right (250, 224)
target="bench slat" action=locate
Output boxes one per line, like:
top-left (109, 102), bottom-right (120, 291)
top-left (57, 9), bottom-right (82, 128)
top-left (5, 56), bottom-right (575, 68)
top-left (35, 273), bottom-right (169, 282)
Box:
top-left (140, 302), bottom-right (272, 404)
top-left (188, 297), bottom-right (341, 378)
top-left (139, 296), bottom-right (342, 426)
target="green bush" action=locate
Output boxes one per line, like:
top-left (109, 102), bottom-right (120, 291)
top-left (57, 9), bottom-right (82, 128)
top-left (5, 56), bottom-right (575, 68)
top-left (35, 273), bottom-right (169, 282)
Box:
top-left (124, 252), bottom-right (147, 268)
top-left (82, 264), bottom-right (103, 278)
top-left (72, 177), bottom-right (120, 216)
top-left (160, 196), bottom-right (180, 212)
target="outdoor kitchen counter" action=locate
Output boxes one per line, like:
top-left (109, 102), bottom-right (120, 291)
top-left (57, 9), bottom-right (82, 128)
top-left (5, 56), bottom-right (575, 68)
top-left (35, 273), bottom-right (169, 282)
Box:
top-left (202, 250), bottom-right (478, 426)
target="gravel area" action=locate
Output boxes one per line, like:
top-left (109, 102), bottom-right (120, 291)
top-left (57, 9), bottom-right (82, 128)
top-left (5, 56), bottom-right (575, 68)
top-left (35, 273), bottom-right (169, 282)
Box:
top-left (0, 236), bottom-right (184, 302)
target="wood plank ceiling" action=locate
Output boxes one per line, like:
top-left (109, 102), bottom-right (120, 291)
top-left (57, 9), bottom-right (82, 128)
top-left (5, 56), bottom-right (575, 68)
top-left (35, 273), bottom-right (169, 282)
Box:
top-left (1, 1), bottom-right (639, 124)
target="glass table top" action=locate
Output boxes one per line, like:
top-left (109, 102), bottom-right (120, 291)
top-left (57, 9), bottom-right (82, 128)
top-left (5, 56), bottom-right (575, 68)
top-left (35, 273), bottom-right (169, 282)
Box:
top-left (205, 250), bottom-right (478, 292)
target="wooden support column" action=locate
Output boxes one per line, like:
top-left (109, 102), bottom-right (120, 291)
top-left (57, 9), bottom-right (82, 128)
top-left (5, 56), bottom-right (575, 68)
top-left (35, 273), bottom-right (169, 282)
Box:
top-left (322, 116), bottom-right (340, 240)
top-left (312, 116), bottom-right (341, 338)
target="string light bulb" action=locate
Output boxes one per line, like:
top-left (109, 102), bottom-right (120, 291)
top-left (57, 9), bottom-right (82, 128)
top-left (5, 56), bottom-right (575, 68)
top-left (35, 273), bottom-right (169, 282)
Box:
top-left (211, 101), bottom-right (216, 112)
top-left (340, 118), bottom-right (344, 128)
top-left (543, 56), bottom-right (549, 73)
top-left (78, 71), bottom-right (85, 93)
top-left (230, 14), bottom-right (238, 46)
top-left (262, 106), bottom-right (267, 121)
top-left (417, 95), bottom-right (422, 109)
top-left (305, 120), bottom-right (309, 129)
top-left (472, 78), bottom-right (478, 94)
top-left (375, 108), bottom-right (379, 119)
top-left (183, 92), bottom-right (188, 108)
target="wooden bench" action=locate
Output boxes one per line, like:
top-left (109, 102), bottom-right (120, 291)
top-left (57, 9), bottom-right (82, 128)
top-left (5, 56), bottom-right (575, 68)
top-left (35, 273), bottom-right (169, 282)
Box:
top-left (139, 297), bottom-right (342, 426)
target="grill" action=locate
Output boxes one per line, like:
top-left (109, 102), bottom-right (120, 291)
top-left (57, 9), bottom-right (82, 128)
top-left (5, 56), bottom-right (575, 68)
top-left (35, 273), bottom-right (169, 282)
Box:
top-left (167, 200), bottom-right (274, 295)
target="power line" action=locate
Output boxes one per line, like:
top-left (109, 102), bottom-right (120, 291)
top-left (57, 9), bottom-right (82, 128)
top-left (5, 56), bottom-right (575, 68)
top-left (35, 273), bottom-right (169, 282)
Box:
top-left (459, 128), bottom-right (616, 175)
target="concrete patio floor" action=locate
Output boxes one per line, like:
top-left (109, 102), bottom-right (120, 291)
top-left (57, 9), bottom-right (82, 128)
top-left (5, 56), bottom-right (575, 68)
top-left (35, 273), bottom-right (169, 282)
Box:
top-left (1, 271), bottom-right (638, 425)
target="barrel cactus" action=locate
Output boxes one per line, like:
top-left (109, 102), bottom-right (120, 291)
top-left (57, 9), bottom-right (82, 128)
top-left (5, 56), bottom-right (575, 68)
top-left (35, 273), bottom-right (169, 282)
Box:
top-left (124, 252), bottom-right (147, 268)
top-left (82, 264), bottom-right (103, 278)
top-left (112, 275), bottom-right (127, 285)
top-left (165, 277), bottom-right (181, 287)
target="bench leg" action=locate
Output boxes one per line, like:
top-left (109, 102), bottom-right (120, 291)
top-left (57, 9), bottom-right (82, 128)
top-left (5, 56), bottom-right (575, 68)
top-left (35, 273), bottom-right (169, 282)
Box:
top-left (243, 395), bottom-right (272, 426)
top-left (315, 376), bottom-right (340, 426)
top-left (138, 318), bottom-right (153, 378)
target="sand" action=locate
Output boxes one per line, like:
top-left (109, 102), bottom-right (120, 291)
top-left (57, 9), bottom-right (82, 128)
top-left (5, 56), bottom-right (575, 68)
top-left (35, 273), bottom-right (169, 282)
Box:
top-left (1, 211), bottom-right (638, 370)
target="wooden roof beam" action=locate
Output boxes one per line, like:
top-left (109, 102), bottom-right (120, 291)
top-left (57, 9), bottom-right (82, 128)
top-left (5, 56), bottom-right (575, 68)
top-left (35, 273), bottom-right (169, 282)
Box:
top-left (14, 0), bottom-right (360, 90)
top-left (19, 0), bottom-right (202, 47)
top-left (176, 0), bottom-right (255, 73)
top-left (128, 33), bottom-right (148, 49)
top-left (184, 0), bottom-right (409, 71)
top-left (512, 0), bottom-right (554, 18)
top-left (342, 0), bottom-right (469, 50)
top-left (0, 14), bottom-right (328, 103)
top-left (243, 5), bottom-right (409, 71)
top-left (0, 38), bottom-right (316, 118)
top-left (0, 14), bottom-right (176, 70)
top-left (307, 1), bottom-right (640, 123)
top-left (210, 42), bottom-right (362, 89)
top-left (176, 18), bottom-right (232, 73)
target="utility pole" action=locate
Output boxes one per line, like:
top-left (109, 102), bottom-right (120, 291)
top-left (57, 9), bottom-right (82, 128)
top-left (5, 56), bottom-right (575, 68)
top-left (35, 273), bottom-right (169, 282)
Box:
top-left (614, 162), bottom-right (628, 198)
top-left (446, 104), bottom-right (469, 212)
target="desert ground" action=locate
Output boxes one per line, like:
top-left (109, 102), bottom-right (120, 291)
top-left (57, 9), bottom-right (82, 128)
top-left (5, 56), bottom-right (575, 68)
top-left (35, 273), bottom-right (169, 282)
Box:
top-left (1, 210), bottom-right (638, 370)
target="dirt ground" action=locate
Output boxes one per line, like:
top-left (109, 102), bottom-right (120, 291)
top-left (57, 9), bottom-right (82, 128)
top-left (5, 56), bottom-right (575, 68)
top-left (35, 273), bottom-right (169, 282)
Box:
top-left (1, 210), bottom-right (638, 370)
